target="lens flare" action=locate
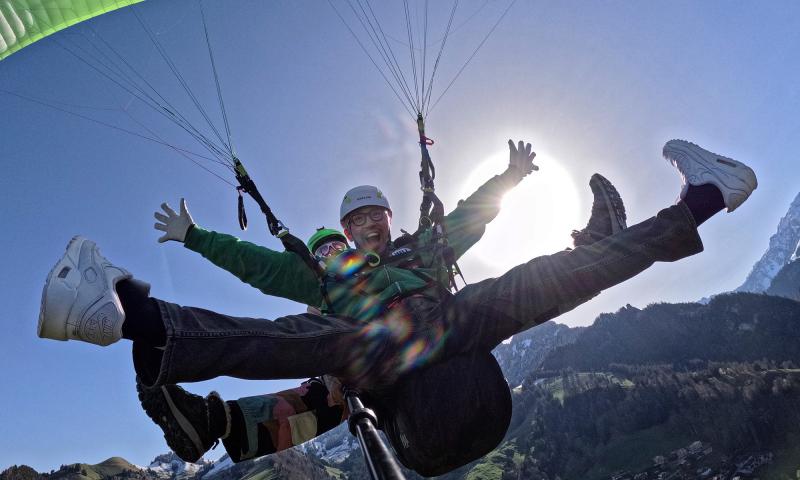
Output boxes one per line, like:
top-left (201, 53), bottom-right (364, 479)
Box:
top-left (327, 249), bottom-right (368, 277)
top-left (342, 298), bottom-right (450, 387)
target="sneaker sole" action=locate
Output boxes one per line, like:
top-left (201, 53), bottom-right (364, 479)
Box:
top-left (663, 139), bottom-right (758, 212)
top-left (137, 381), bottom-right (206, 463)
top-left (38, 236), bottom-right (88, 341)
top-left (590, 174), bottom-right (627, 234)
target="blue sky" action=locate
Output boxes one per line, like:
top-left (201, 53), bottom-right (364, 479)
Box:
top-left (1, 0), bottom-right (799, 472)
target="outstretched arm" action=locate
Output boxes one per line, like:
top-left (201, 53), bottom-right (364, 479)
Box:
top-left (154, 199), bottom-right (322, 306)
top-left (444, 140), bottom-right (538, 259)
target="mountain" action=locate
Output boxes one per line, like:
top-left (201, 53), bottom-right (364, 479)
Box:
top-left (0, 455), bottom-right (212, 480)
top-left (500, 362), bottom-right (800, 480)
top-left (736, 192), bottom-right (800, 293)
top-left (0, 465), bottom-right (39, 480)
top-left (540, 293), bottom-right (800, 372)
top-left (765, 237), bottom-right (800, 301)
top-left (488, 292), bottom-right (800, 480)
top-left (492, 321), bottom-right (584, 387)
top-left (0, 450), bottom-right (333, 480)
top-left (302, 427), bottom-right (359, 464)
top-left (767, 256), bottom-right (800, 302)
top-left (144, 453), bottom-right (209, 479)
top-left (34, 457), bottom-right (145, 479)
top-left (196, 449), bottom-right (333, 480)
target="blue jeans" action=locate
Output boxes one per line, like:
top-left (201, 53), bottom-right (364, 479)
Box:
top-left (133, 203), bottom-right (702, 388)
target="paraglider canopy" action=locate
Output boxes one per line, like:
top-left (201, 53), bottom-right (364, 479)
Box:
top-left (0, 0), bottom-right (143, 60)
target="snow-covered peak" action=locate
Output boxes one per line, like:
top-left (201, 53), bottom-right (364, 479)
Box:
top-left (146, 452), bottom-right (210, 479)
top-left (201, 455), bottom-right (235, 478)
top-left (737, 192), bottom-right (800, 293)
top-left (303, 430), bottom-right (359, 464)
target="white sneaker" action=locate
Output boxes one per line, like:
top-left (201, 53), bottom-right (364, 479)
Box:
top-left (38, 236), bottom-right (131, 346)
top-left (663, 139), bottom-right (757, 212)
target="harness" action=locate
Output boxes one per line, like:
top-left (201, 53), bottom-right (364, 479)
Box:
top-left (232, 124), bottom-right (465, 480)
top-left (233, 117), bottom-right (463, 316)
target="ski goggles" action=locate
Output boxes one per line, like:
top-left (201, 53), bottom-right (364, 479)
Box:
top-left (348, 209), bottom-right (388, 227)
top-left (314, 240), bottom-right (348, 258)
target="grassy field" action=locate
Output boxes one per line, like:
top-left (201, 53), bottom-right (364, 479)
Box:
top-left (758, 433), bottom-right (800, 480)
top-left (539, 372), bottom-right (634, 405)
top-left (465, 443), bottom-right (520, 480)
top-left (324, 466), bottom-right (346, 479)
top-left (580, 423), bottom-right (695, 480)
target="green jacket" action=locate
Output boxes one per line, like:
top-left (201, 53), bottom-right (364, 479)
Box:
top-left (184, 172), bottom-right (520, 321)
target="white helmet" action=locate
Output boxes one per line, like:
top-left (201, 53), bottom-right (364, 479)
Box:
top-left (340, 185), bottom-right (391, 221)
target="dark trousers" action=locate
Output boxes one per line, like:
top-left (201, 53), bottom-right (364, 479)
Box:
top-left (133, 203), bottom-right (702, 389)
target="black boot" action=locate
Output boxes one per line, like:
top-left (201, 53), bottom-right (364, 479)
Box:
top-left (137, 378), bottom-right (230, 463)
top-left (571, 173), bottom-right (627, 247)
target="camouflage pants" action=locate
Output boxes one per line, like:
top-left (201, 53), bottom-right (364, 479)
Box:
top-left (221, 376), bottom-right (347, 462)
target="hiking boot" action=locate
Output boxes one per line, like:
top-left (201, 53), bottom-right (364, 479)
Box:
top-left (137, 379), bottom-right (228, 463)
top-left (663, 139), bottom-right (757, 212)
top-left (38, 236), bottom-right (131, 346)
top-left (572, 173), bottom-right (627, 247)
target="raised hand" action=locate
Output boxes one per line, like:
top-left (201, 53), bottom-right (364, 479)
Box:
top-left (154, 198), bottom-right (195, 243)
top-left (507, 139), bottom-right (539, 178)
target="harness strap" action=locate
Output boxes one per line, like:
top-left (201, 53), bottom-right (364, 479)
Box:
top-left (414, 114), bottom-right (463, 292)
top-left (233, 156), bottom-right (334, 310)
top-left (234, 157), bottom-right (285, 237)
top-left (417, 114), bottom-right (444, 230)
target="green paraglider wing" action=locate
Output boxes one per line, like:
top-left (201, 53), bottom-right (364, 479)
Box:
top-left (0, 0), bottom-right (144, 60)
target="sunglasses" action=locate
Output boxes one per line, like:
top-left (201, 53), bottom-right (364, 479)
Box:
top-left (314, 240), bottom-right (348, 258)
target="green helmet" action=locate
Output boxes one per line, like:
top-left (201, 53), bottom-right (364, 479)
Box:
top-left (307, 227), bottom-right (348, 253)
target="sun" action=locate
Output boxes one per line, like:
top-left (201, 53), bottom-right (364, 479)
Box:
top-left (457, 149), bottom-right (582, 276)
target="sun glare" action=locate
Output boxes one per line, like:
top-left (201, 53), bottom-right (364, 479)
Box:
top-left (458, 149), bottom-right (581, 276)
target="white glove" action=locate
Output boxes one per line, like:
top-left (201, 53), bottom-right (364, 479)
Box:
top-left (154, 198), bottom-right (195, 243)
